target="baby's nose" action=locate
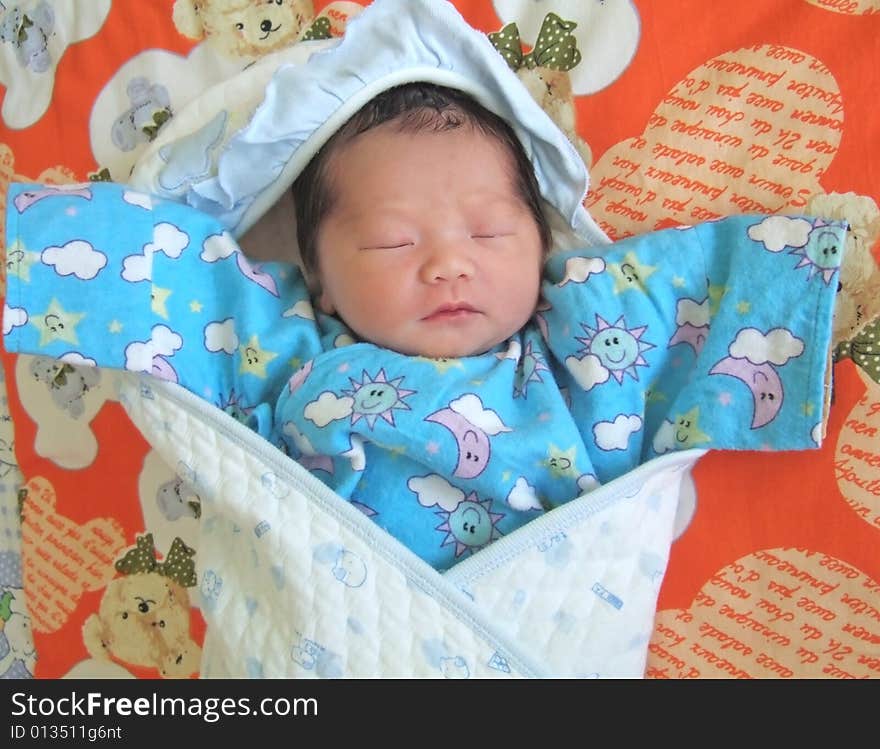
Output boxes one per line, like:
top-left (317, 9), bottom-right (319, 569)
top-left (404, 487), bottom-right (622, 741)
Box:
top-left (421, 243), bottom-right (475, 282)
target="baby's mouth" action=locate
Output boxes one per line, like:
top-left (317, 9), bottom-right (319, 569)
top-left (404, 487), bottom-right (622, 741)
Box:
top-left (422, 303), bottom-right (480, 322)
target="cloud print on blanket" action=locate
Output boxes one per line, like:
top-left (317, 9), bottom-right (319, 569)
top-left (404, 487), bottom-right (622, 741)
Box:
top-left (709, 328), bottom-right (804, 430)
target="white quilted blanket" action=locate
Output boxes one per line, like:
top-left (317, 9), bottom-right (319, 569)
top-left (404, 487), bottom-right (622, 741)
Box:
top-left (117, 373), bottom-right (701, 679)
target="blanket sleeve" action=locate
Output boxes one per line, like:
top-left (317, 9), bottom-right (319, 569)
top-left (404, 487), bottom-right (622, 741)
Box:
top-left (3, 182), bottom-right (321, 432)
top-left (540, 214), bottom-right (846, 482)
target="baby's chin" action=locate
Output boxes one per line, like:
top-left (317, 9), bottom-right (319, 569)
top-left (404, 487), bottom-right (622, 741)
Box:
top-left (389, 334), bottom-right (508, 360)
top-left (345, 317), bottom-right (523, 360)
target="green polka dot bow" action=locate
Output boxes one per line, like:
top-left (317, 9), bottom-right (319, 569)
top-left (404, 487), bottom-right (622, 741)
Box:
top-left (115, 533), bottom-right (197, 588)
top-left (836, 315), bottom-right (880, 385)
top-left (301, 16), bottom-right (333, 42)
top-left (488, 12), bottom-right (582, 72)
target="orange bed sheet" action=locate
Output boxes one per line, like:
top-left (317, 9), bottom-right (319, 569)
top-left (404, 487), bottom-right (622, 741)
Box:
top-left (0, 0), bottom-right (878, 679)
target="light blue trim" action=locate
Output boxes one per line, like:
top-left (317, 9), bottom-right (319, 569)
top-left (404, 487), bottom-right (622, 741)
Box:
top-left (445, 448), bottom-right (705, 589)
top-left (151, 0), bottom-right (607, 246)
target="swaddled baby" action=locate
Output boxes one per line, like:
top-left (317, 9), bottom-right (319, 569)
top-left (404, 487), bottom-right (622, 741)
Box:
top-left (3, 8), bottom-right (845, 571)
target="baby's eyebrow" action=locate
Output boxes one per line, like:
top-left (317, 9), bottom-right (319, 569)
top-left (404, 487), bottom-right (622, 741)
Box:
top-left (462, 193), bottom-right (530, 215)
top-left (341, 205), bottom-right (413, 226)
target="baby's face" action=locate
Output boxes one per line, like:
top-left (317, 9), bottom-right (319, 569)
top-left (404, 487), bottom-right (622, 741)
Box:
top-left (315, 123), bottom-right (544, 358)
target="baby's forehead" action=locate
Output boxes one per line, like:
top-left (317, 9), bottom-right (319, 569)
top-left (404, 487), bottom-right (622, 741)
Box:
top-left (325, 127), bottom-right (523, 211)
top-left (326, 118), bottom-right (520, 185)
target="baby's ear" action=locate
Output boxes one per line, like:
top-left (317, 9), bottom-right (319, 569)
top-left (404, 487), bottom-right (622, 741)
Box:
top-left (298, 259), bottom-right (333, 315)
top-left (316, 285), bottom-right (336, 315)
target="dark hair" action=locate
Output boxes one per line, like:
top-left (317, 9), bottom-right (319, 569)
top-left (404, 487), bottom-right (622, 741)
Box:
top-left (291, 82), bottom-right (552, 279)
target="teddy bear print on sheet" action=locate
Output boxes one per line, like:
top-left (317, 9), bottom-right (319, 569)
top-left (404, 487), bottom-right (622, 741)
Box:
top-left (11, 352), bottom-right (115, 470)
top-left (88, 1), bottom-right (360, 185)
top-left (0, 145), bottom-right (90, 678)
top-left (0, 584), bottom-right (35, 678)
top-left (171, 0), bottom-right (339, 59)
top-left (492, 0), bottom-right (640, 94)
top-left (136, 449), bottom-right (202, 565)
top-left (0, 0), bottom-right (111, 129)
top-left (488, 11), bottom-right (593, 168)
top-left (82, 533), bottom-right (201, 679)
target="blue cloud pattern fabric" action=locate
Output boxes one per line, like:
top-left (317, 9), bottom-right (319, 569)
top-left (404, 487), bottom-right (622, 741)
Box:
top-left (4, 183), bottom-right (844, 569)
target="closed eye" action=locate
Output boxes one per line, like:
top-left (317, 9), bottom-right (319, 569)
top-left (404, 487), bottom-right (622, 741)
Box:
top-left (361, 242), bottom-right (413, 250)
top-left (471, 232), bottom-right (512, 240)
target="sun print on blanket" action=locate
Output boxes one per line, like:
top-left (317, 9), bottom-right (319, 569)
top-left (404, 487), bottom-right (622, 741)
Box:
top-left (435, 492), bottom-right (504, 559)
top-left (343, 369), bottom-right (414, 429)
top-left (567, 314), bottom-right (655, 391)
top-left (808, 192), bottom-right (880, 347)
top-left (216, 387), bottom-right (255, 425)
top-left (408, 475), bottom-right (506, 559)
top-left (748, 215), bottom-right (845, 285)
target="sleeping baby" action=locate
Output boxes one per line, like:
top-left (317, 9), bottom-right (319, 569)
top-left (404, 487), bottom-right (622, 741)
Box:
top-left (3, 0), bottom-right (846, 571)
